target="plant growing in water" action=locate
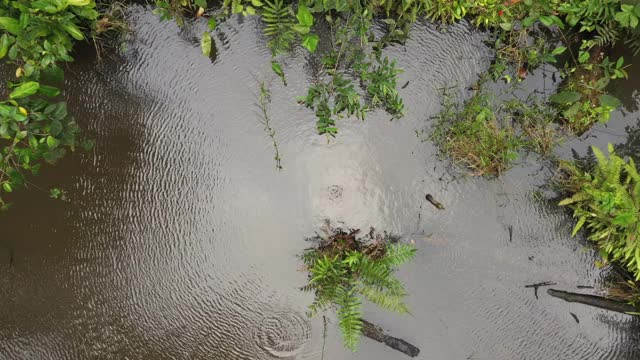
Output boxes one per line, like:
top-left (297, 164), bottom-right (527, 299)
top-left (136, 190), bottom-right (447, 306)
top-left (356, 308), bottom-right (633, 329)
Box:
top-left (301, 223), bottom-right (416, 351)
top-left (559, 144), bottom-right (640, 282)
top-left (431, 89), bottom-right (525, 176)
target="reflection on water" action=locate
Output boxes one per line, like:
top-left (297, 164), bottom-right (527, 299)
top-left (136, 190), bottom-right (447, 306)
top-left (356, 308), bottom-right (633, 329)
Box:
top-left (0, 5), bottom-right (639, 359)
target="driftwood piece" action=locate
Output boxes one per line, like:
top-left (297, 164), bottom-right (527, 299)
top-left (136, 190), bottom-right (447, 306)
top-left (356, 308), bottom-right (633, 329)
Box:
top-left (525, 281), bottom-right (557, 299)
top-left (362, 319), bottom-right (420, 358)
top-left (547, 289), bottom-right (638, 314)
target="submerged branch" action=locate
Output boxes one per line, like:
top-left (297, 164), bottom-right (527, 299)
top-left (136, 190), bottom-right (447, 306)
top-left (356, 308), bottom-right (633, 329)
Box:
top-left (362, 319), bottom-right (420, 358)
top-left (547, 289), bottom-right (638, 314)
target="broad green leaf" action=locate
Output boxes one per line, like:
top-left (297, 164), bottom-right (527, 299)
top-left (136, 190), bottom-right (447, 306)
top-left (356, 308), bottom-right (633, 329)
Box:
top-left (297, 5), bottom-right (313, 27)
top-left (61, 22), bottom-right (85, 40)
top-left (538, 15), bottom-right (553, 27)
top-left (67, 0), bottom-right (91, 6)
top-left (522, 16), bottom-right (536, 27)
top-left (549, 91), bottom-right (581, 104)
top-left (194, 0), bottom-right (206, 8)
top-left (551, 46), bottom-right (567, 55)
top-left (251, 0), bottom-right (263, 7)
top-left (578, 51), bottom-right (590, 63)
top-left (2, 183), bottom-right (12, 193)
top-left (599, 94), bottom-right (622, 108)
top-left (302, 33), bottom-right (319, 52)
top-left (499, 22), bottom-right (511, 31)
top-left (38, 85), bottom-right (61, 97)
top-left (201, 31), bottom-right (212, 57)
top-left (0, 17), bottom-right (21, 35)
top-left (46, 135), bottom-right (60, 149)
top-left (10, 82), bottom-right (40, 99)
top-left (0, 34), bottom-right (10, 59)
top-left (293, 24), bottom-right (310, 34)
top-left (19, 12), bottom-right (29, 29)
top-left (208, 18), bottom-right (217, 30)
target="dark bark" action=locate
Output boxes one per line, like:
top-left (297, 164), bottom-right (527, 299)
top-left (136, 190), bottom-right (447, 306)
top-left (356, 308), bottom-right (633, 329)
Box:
top-left (425, 194), bottom-right (444, 210)
top-left (362, 319), bottom-right (420, 358)
top-left (547, 289), bottom-right (638, 314)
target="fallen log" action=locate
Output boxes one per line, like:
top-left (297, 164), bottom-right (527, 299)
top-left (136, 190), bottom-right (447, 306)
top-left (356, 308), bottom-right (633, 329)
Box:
top-left (362, 319), bottom-right (420, 357)
top-left (547, 289), bottom-right (638, 314)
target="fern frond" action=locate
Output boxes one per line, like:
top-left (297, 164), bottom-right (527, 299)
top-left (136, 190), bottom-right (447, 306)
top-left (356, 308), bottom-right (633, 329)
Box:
top-left (381, 243), bottom-right (417, 268)
top-left (355, 256), bottom-right (392, 284)
top-left (335, 285), bottom-right (363, 351)
top-left (261, 0), bottom-right (295, 55)
top-left (308, 296), bottom-right (333, 317)
top-left (593, 24), bottom-right (619, 47)
top-left (358, 283), bottom-right (409, 314)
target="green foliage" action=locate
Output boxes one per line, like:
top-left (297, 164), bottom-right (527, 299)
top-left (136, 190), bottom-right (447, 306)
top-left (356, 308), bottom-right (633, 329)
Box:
top-left (302, 226), bottom-right (416, 351)
top-left (0, 0), bottom-right (103, 208)
top-left (156, 0), bottom-right (410, 136)
top-left (431, 89), bottom-right (524, 176)
top-left (261, 0), bottom-right (296, 55)
top-left (257, 81), bottom-right (282, 169)
top-left (559, 144), bottom-right (640, 281)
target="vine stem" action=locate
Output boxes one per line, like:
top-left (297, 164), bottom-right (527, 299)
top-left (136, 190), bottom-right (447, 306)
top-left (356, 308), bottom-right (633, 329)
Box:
top-left (320, 315), bottom-right (327, 360)
top-left (558, 27), bottom-right (578, 67)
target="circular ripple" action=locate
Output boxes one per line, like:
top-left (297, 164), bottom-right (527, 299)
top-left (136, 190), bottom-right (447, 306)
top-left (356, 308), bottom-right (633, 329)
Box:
top-left (254, 311), bottom-right (311, 358)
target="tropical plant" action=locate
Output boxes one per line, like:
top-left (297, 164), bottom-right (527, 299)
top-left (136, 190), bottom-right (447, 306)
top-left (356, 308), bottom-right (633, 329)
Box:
top-left (0, 0), bottom-right (108, 208)
top-left (301, 225), bottom-right (416, 351)
top-left (559, 144), bottom-right (640, 281)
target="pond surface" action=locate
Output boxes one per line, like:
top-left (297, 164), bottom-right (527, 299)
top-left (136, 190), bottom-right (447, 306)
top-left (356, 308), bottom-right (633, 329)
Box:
top-left (1, 5), bottom-right (640, 359)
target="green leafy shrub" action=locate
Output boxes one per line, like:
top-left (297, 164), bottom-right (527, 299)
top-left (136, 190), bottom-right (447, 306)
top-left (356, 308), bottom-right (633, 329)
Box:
top-left (559, 144), bottom-right (640, 281)
top-left (0, 0), bottom-right (106, 208)
top-left (302, 224), bottom-right (416, 351)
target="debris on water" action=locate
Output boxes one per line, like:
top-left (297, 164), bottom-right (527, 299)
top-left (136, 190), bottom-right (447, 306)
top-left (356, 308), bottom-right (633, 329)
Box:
top-left (425, 194), bottom-right (444, 210)
top-left (577, 285), bottom-right (594, 289)
top-left (525, 281), bottom-right (557, 300)
top-left (508, 225), bottom-right (513, 242)
top-left (327, 185), bottom-right (343, 200)
top-left (401, 81), bottom-right (410, 89)
top-left (570, 312), bottom-right (579, 324)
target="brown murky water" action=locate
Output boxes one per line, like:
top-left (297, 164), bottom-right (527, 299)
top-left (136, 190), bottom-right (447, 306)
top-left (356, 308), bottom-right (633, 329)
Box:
top-left (1, 5), bottom-right (640, 359)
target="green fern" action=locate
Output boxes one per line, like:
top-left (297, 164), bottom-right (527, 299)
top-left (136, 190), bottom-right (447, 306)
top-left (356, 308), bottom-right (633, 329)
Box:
top-left (261, 0), bottom-right (296, 55)
top-left (559, 144), bottom-right (640, 282)
top-left (302, 226), bottom-right (415, 351)
top-left (335, 285), bottom-right (363, 351)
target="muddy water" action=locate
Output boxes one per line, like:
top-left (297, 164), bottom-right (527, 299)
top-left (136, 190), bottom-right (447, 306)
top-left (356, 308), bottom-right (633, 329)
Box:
top-left (1, 6), bottom-right (640, 360)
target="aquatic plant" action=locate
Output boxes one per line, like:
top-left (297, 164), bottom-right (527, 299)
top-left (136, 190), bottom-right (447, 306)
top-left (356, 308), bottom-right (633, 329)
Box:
top-left (301, 224), bottom-right (416, 351)
top-left (257, 82), bottom-right (283, 170)
top-left (431, 89), bottom-right (524, 176)
top-left (559, 144), bottom-right (640, 281)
